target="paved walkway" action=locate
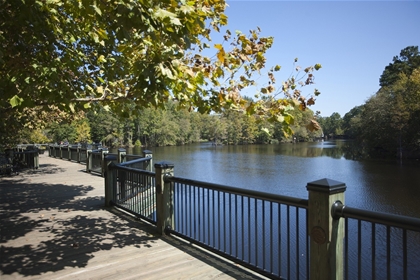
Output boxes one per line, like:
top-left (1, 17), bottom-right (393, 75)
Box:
top-left (0, 154), bottom-right (265, 280)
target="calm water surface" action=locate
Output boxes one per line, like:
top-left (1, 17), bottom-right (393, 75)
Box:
top-left (128, 140), bottom-right (420, 218)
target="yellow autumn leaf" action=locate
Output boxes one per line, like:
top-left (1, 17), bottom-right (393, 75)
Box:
top-left (217, 49), bottom-right (225, 64)
top-left (214, 44), bottom-right (223, 50)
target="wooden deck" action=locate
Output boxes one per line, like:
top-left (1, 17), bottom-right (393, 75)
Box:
top-left (0, 154), bottom-right (267, 280)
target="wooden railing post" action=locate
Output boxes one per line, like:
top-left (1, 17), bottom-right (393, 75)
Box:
top-left (33, 150), bottom-right (39, 169)
top-left (307, 178), bottom-right (346, 280)
top-left (142, 150), bottom-right (153, 171)
top-left (101, 149), bottom-right (109, 177)
top-left (77, 143), bottom-right (81, 163)
top-left (86, 150), bottom-right (92, 173)
top-left (67, 145), bottom-right (71, 161)
top-left (154, 161), bottom-right (174, 235)
top-left (117, 148), bottom-right (126, 163)
top-left (104, 162), bottom-right (116, 207)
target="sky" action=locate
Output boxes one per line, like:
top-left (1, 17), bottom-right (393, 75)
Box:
top-left (216, 1), bottom-right (420, 117)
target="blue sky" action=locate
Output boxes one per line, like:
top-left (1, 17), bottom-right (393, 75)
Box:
top-left (217, 1), bottom-right (420, 117)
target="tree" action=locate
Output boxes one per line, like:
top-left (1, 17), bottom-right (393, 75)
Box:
top-left (1, 0), bottom-right (321, 149)
top-left (357, 68), bottom-right (420, 157)
top-left (379, 46), bottom-right (420, 87)
top-left (342, 105), bottom-right (363, 139)
top-left (318, 112), bottom-right (343, 138)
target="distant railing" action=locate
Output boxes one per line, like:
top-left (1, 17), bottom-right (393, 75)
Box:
top-left (48, 145), bottom-right (153, 176)
top-left (1, 148), bottom-right (40, 171)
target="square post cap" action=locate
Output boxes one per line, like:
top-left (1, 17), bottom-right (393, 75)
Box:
top-left (154, 161), bottom-right (174, 169)
top-left (306, 178), bottom-right (346, 194)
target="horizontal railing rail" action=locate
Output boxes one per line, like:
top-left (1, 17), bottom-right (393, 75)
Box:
top-left (119, 157), bottom-right (152, 170)
top-left (332, 201), bottom-right (420, 231)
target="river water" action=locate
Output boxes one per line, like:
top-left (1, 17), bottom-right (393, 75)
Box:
top-left (119, 140), bottom-right (420, 278)
top-left (130, 140), bottom-right (420, 218)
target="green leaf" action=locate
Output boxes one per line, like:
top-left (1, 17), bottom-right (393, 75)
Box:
top-left (97, 28), bottom-right (108, 39)
top-left (25, 77), bottom-right (30, 84)
top-left (9, 95), bottom-right (24, 108)
top-left (180, 5), bottom-right (194, 14)
top-left (274, 65), bottom-right (281, 71)
top-left (315, 63), bottom-right (322, 70)
top-left (92, 4), bottom-right (102, 16)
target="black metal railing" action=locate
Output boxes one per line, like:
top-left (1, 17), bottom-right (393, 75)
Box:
top-left (165, 176), bottom-right (309, 279)
top-left (332, 201), bottom-right (420, 280)
top-left (39, 148), bottom-right (420, 279)
top-left (109, 164), bottom-right (157, 224)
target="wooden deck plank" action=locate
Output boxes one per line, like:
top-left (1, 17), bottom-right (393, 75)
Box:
top-left (0, 154), bottom-right (266, 280)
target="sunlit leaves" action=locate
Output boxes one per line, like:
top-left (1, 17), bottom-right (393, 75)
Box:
top-left (9, 95), bottom-right (24, 108)
top-left (1, 0), bottom-right (323, 147)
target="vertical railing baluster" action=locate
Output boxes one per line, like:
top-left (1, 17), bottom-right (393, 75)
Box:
top-left (229, 193), bottom-right (232, 256)
top-left (248, 196), bottom-right (251, 263)
top-left (306, 209), bottom-right (309, 279)
top-left (296, 207), bottom-right (300, 280)
top-left (213, 189), bottom-right (216, 248)
top-left (358, 219), bottom-right (362, 279)
top-left (218, 191), bottom-right (221, 250)
top-left (372, 223), bottom-right (376, 280)
top-left (207, 188), bottom-right (210, 245)
top-left (241, 195), bottom-right (244, 261)
top-left (279, 203), bottom-right (282, 277)
top-left (223, 192), bottom-right (226, 252)
top-left (345, 218), bottom-right (349, 280)
top-left (198, 187), bottom-right (201, 242)
top-left (189, 184), bottom-right (193, 238)
top-left (403, 229), bottom-right (407, 280)
top-left (254, 198), bottom-right (258, 267)
top-left (262, 200), bottom-right (266, 270)
top-left (270, 201), bottom-right (273, 274)
top-left (387, 226), bottom-right (391, 280)
top-left (287, 205), bottom-right (290, 279)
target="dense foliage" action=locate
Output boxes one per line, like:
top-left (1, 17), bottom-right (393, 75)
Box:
top-left (27, 102), bottom-right (321, 147)
top-left (1, 0), bottom-right (322, 150)
top-left (323, 46), bottom-right (420, 159)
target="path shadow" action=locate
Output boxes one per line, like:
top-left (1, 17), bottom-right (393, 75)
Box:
top-left (0, 179), bottom-right (159, 277)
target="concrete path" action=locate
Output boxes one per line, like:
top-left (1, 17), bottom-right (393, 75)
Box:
top-left (0, 154), bottom-right (265, 280)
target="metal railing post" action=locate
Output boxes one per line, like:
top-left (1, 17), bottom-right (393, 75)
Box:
top-left (306, 178), bottom-right (346, 280)
top-left (142, 150), bottom-right (153, 171)
top-left (154, 161), bottom-right (174, 235)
